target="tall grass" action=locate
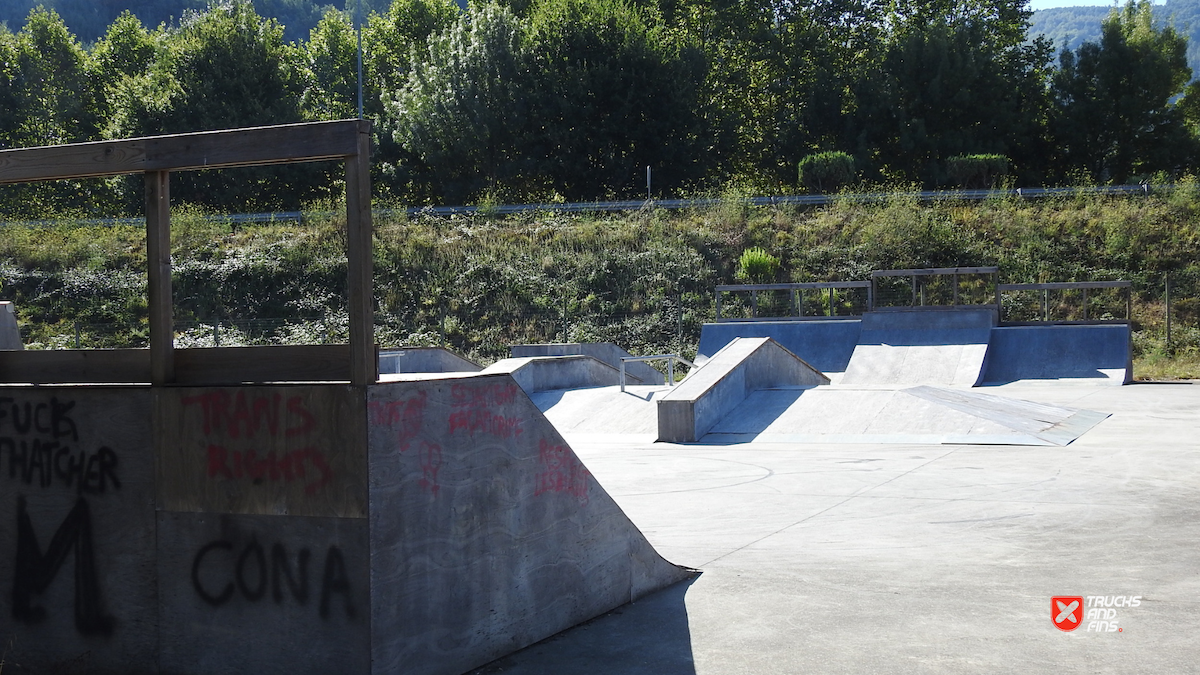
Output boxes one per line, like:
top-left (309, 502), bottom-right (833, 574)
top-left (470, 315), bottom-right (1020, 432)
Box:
top-left (2, 189), bottom-right (1198, 376)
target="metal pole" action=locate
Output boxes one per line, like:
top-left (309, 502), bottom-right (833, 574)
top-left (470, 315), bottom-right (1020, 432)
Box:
top-left (677, 297), bottom-right (683, 343)
top-left (562, 295), bottom-right (568, 343)
top-left (620, 359), bottom-right (626, 393)
top-left (646, 166), bottom-right (651, 202)
top-left (1166, 275), bottom-right (1172, 350)
top-left (668, 358), bottom-right (674, 386)
top-left (356, 0), bottom-right (364, 120)
top-left (715, 289), bottom-right (722, 321)
top-left (953, 273), bottom-right (959, 305)
top-left (1044, 289), bottom-right (1049, 321)
top-left (74, 321), bottom-right (80, 349)
top-left (213, 320), bottom-right (220, 347)
top-left (828, 287), bottom-right (833, 317)
top-left (1083, 287), bottom-right (1088, 321)
top-left (751, 290), bottom-right (758, 318)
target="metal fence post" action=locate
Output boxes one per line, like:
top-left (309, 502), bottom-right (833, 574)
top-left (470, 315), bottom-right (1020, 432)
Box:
top-left (1166, 275), bottom-right (1172, 350)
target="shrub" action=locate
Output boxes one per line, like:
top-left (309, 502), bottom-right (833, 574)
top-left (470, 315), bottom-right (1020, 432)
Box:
top-left (946, 154), bottom-right (1009, 189)
top-left (736, 247), bottom-right (780, 282)
top-left (798, 152), bottom-right (856, 193)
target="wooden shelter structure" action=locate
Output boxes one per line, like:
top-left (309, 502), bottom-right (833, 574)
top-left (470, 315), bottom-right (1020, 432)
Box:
top-left (0, 119), bottom-right (377, 385)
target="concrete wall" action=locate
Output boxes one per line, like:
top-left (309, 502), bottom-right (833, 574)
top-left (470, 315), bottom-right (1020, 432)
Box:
top-left (0, 386), bottom-right (157, 674)
top-left (379, 347), bottom-right (481, 374)
top-left (697, 320), bottom-right (861, 374)
top-left (154, 385), bottom-right (371, 675)
top-left (367, 374), bottom-right (691, 675)
top-left (511, 343), bottom-right (665, 385)
top-left (981, 324), bottom-right (1132, 384)
top-left (658, 337), bottom-right (829, 442)
top-left (0, 378), bottom-right (687, 675)
top-left (0, 302), bottom-right (21, 349)
top-left (483, 355), bottom-right (649, 393)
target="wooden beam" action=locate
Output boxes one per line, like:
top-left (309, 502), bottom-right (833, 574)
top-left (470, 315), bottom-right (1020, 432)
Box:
top-left (146, 170), bottom-right (174, 385)
top-left (143, 120), bottom-right (360, 173)
top-left (174, 345), bottom-right (354, 385)
top-left (0, 120), bottom-right (362, 184)
top-left (0, 345), bottom-right (360, 384)
top-left (0, 349), bottom-right (151, 384)
top-left (345, 120), bottom-right (376, 386)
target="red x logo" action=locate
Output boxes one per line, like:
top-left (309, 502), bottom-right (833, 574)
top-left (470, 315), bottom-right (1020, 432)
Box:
top-left (1052, 596), bottom-right (1084, 631)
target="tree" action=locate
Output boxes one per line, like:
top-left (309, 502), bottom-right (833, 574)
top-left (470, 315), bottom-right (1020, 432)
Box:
top-left (852, 0), bottom-right (1052, 186)
top-left (523, 0), bottom-right (708, 199)
top-left (389, 2), bottom-right (531, 202)
top-left (108, 1), bottom-right (319, 211)
top-left (1049, 0), bottom-right (1194, 182)
top-left (0, 8), bottom-right (117, 217)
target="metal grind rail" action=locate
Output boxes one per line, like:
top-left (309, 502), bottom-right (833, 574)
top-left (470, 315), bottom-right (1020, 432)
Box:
top-left (620, 354), bottom-right (695, 392)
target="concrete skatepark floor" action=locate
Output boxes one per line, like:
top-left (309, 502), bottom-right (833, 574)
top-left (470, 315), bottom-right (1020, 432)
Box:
top-left (467, 381), bottom-right (1200, 674)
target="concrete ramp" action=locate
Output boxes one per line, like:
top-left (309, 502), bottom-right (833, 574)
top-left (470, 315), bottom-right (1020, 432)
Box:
top-left (367, 374), bottom-right (691, 674)
top-left (840, 309), bottom-right (995, 386)
top-left (980, 325), bottom-right (1131, 385)
top-left (704, 384), bottom-right (1108, 446)
top-left (658, 337), bottom-right (829, 442)
top-left (511, 343), bottom-right (665, 385)
top-left (483, 354), bottom-right (651, 394)
top-left (379, 347), bottom-right (481, 374)
top-left (530, 384), bottom-right (670, 443)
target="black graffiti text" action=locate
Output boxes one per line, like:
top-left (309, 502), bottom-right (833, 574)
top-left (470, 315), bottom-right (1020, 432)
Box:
top-left (1, 440), bottom-right (120, 494)
top-left (0, 397), bottom-right (79, 441)
top-left (191, 540), bottom-right (355, 620)
top-left (12, 496), bottom-right (114, 635)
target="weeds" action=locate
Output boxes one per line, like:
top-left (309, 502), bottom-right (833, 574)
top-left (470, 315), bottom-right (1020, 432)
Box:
top-left (3, 190), bottom-right (1199, 375)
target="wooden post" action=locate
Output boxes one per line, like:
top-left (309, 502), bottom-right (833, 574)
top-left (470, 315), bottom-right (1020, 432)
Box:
top-left (345, 121), bottom-right (375, 386)
top-left (146, 170), bottom-right (174, 384)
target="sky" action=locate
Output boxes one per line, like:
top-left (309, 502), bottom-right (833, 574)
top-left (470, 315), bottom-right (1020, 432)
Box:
top-left (1028, 0), bottom-right (1160, 9)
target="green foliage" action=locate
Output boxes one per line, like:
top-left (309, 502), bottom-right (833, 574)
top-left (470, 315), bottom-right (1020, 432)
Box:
top-left (798, 152), bottom-right (855, 193)
top-left (946, 154), bottom-right (1009, 188)
top-left (1049, 0), bottom-right (1195, 183)
top-left (736, 247), bottom-right (780, 282)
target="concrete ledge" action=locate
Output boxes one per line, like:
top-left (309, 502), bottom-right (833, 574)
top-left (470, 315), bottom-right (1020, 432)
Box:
top-left (657, 337), bottom-right (829, 442)
top-left (0, 302), bottom-right (21, 350)
top-left (482, 355), bottom-right (648, 394)
top-left (981, 324), bottom-right (1132, 384)
top-left (697, 320), bottom-right (861, 374)
top-left (511, 343), bottom-right (665, 385)
top-left (379, 347), bottom-right (481, 374)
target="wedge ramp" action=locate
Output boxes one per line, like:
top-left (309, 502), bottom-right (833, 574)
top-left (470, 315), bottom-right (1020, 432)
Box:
top-left (658, 337), bottom-right (829, 442)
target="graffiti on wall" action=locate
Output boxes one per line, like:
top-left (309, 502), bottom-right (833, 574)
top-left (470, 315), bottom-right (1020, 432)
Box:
top-left (5, 396), bottom-right (120, 635)
top-left (182, 391), bottom-right (333, 495)
top-left (191, 538), bottom-right (355, 620)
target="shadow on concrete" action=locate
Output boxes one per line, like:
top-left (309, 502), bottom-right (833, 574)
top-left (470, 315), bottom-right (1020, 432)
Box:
top-left (463, 574), bottom-right (701, 675)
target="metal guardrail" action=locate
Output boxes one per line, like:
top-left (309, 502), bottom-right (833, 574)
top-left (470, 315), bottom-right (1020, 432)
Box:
top-left (0, 184), bottom-right (1164, 228)
top-left (620, 354), bottom-right (694, 392)
top-left (997, 281), bottom-right (1132, 324)
top-left (715, 282), bottom-right (872, 322)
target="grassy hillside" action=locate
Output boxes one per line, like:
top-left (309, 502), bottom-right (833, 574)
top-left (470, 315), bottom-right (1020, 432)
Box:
top-left (2, 191), bottom-right (1199, 378)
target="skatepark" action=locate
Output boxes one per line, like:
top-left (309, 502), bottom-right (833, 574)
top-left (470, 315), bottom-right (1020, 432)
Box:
top-left (0, 123), bottom-right (1195, 674)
